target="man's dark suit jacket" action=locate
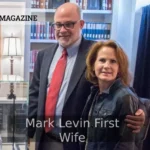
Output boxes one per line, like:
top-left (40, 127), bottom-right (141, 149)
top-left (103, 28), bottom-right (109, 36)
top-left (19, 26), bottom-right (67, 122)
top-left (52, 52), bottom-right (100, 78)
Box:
top-left (28, 37), bottom-right (94, 150)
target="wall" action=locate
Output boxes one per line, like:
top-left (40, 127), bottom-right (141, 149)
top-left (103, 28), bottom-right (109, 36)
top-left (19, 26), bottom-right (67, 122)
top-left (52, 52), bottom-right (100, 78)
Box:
top-left (130, 8), bottom-right (142, 84)
top-left (111, 0), bottom-right (142, 85)
top-left (112, 0), bottom-right (136, 69)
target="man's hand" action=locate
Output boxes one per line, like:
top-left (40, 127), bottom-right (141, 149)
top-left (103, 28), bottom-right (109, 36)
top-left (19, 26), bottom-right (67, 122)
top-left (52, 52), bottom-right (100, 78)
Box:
top-left (28, 138), bottom-right (31, 149)
top-left (125, 109), bottom-right (145, 133)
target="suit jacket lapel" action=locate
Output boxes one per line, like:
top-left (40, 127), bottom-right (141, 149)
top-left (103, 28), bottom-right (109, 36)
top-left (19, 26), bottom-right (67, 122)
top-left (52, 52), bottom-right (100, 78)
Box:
top-left (41, 44), bottom-right (58, 90)
top-left (64, 38), bottom-right (89, 103)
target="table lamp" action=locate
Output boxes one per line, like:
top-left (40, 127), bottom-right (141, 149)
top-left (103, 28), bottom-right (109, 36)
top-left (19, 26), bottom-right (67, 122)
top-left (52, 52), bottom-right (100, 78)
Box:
top-left (3, 34), bottom-right (21, 99)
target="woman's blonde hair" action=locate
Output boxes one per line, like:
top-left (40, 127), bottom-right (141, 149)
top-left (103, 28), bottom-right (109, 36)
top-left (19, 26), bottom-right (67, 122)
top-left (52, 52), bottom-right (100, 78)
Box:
top-left (86, 40), bottom-right (131, 86)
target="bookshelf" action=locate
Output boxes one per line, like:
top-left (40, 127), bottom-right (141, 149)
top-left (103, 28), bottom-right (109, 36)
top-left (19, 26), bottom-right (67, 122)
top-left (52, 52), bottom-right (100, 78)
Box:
top-left (31, 8), bottom-right (56, 13)
top-left (29, 0), bottom-right (114, 76)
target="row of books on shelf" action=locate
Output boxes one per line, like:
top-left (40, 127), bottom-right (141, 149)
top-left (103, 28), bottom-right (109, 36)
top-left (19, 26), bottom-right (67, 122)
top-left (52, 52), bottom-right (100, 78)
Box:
top-left (73, 0), bottom-right (112, 10)
top-left (31, 21), bottom-right (55, 39)
top-left (31, 0), bottom-right (112, 10)
top-left (31, 21), bottom-right (111, 40)
top-left (31, 0), bottom-right (68, 9)
top-left (83, 22), bottom-right (111, 40)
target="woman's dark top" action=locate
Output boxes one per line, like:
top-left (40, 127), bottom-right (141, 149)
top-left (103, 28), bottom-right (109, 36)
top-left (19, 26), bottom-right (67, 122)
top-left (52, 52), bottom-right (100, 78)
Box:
top-left (81, 79), bottom-right (142, 150)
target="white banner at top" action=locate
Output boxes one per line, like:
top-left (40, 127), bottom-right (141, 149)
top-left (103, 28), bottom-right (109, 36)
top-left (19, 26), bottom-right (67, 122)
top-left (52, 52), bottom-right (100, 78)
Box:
top-left (0, 7), bottom-right (46, 25)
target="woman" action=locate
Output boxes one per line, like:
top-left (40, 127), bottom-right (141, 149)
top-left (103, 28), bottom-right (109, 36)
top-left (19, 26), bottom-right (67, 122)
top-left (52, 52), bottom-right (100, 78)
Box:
top-left (81, 40), bottom-right (142, 150)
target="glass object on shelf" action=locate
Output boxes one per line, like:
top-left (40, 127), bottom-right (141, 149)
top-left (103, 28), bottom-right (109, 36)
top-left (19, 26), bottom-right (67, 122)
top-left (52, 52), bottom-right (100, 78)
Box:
top-left (0, 81), bottom-right (28, 150)
top-left (0, 75), bottom-right (24, 82)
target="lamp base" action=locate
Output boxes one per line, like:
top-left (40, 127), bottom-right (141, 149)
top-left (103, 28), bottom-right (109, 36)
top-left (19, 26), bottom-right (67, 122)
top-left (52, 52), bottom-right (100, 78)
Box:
top-left (7, 93), bottom-right (16, 99)
top-left (7, 83), bottom-right (16, 99)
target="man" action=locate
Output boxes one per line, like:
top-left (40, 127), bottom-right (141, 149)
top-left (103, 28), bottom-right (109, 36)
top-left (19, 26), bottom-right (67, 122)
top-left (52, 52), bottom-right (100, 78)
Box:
top-left (28, 2), bottom-right (145, 150)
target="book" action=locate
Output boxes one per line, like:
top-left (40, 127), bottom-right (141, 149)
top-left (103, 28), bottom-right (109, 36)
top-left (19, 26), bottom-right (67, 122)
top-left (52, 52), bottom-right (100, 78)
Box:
top-left (36, 0), bottom-right (40, 8)
top-left (36, 22), bottom-right (41, 39)
top-left (30, 50), bottom-right (39, 70)
top-left (108, 0), bottom-right (112, 10)
top-left (48, 0), bottom-right (53, 8)
top-left (40, 0), bottom-right (45, 8)
top-left (52, 0), bottom-right (65, 9)
top-left (101, 0), bottom-right (107, 10)
top-left (45, 0), bottom-right (49, 8)
top-left (87, 0), bottom-right (100, 10)
top-left (32, 0), bottom-right (37, 8)
top-left (82, 0), bottom-right (87, 10)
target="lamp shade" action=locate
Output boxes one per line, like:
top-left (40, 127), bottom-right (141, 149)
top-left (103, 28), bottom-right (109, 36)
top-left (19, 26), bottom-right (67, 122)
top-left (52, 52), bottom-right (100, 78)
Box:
top-left (3, 37), bottom-right (21, 56)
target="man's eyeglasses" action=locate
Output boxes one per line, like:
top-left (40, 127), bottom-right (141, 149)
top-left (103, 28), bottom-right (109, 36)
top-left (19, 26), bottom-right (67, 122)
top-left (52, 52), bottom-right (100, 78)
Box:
top-left (52, 20), bottom-right (80, 30)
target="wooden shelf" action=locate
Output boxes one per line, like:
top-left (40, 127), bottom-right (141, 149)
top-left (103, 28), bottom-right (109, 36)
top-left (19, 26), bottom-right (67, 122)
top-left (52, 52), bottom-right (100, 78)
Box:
top-left (95, 39), bottom-right (108, 41)
top-left (31, 9), bottom-right (56, 13)
top-left (30, 39), bottom-right (107, 44)
top-left (30, 39), bottom-right (57, 43)
top-left (85, 39), bottom-right (108, 41)
top-left (0, 75), bottom-right (24, 82)
top-left (0, 98), bottom-right (27, 104)
top-left (31, 9), bottom-right (112, 14)
top-left (83, 10), bottom-right (112, 14)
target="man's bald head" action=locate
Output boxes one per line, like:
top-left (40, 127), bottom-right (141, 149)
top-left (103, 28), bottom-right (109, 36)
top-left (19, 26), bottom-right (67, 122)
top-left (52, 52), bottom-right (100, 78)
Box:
top-left (54, 2), bottom-right (81, 20)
